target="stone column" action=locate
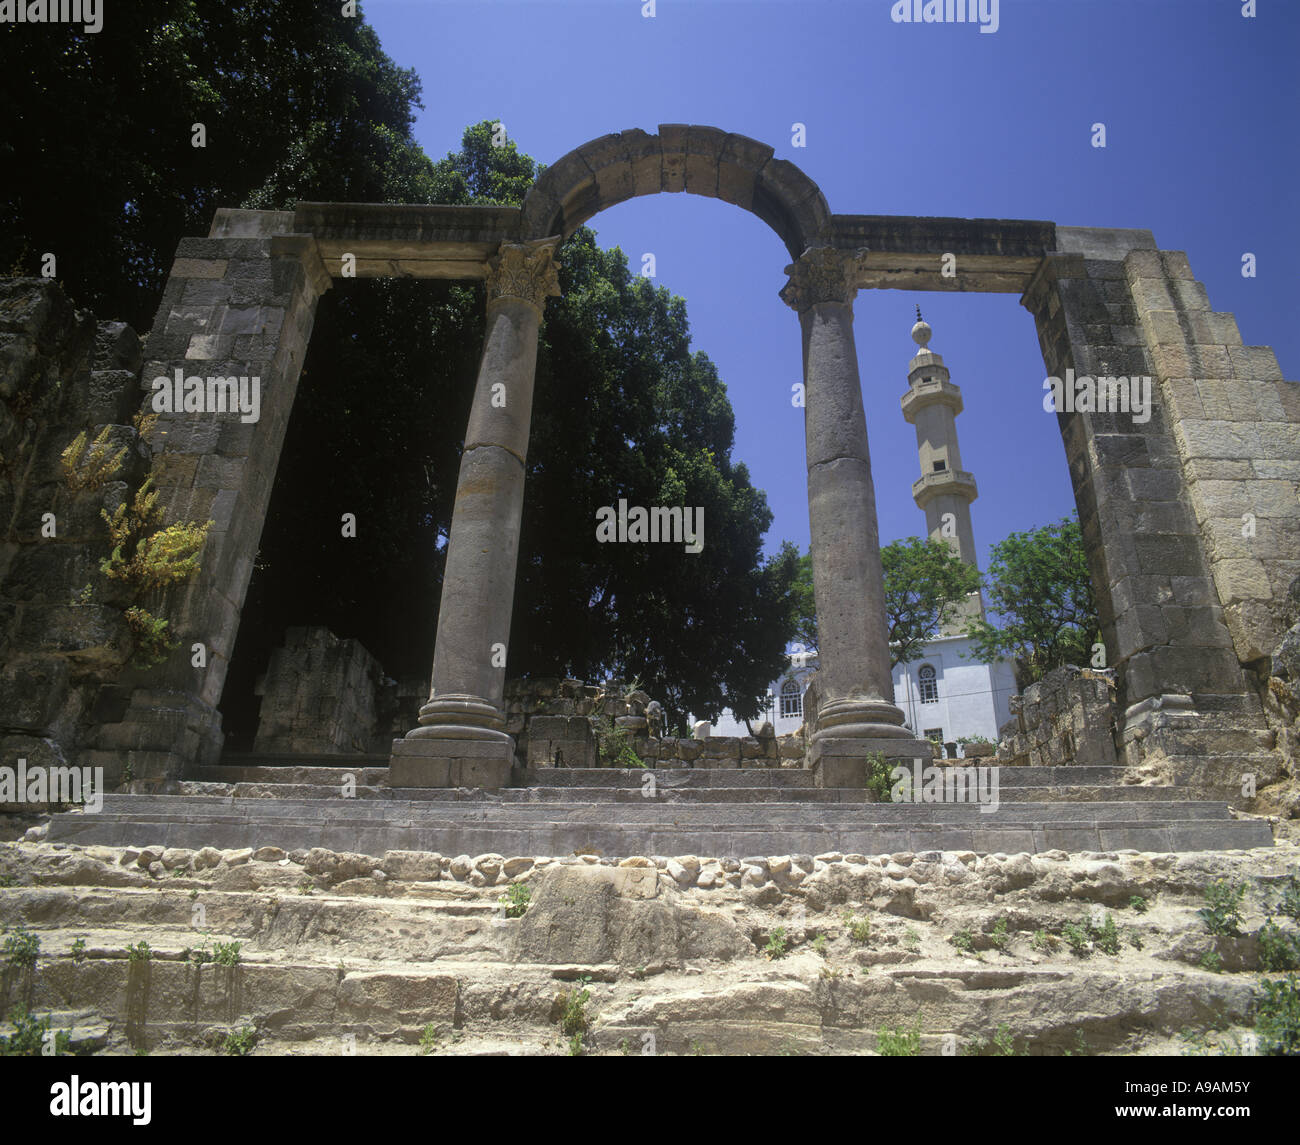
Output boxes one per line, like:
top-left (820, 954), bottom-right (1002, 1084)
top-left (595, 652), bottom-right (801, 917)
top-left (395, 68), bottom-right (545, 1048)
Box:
top-left (781, 248), bottom-right (930, 784)
top-left (389, 239), bottom-right (561, 788)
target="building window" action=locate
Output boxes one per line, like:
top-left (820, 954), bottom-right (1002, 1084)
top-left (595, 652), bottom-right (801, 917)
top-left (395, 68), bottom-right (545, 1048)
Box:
top-left (932, 459), bottom-right (946, 472)
top-left (918, 664), bottom-right (939, 703)
top-left (924, 727), bottom-right (943, 743)
top-left (780, 678), bottom-right (802, 719)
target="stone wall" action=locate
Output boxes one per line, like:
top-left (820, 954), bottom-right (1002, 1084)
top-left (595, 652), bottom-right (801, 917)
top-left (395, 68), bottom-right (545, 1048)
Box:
top-left (994, 666), bottom-right (1118, 767)
top-left (252, 627), bottom-right (391, 755)
top-left (0, 279), bottom-right (148, 783)
top-left (506, 678), bottom-right (803, 769)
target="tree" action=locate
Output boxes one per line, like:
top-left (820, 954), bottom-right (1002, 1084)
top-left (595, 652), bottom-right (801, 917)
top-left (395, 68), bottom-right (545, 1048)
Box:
top-left (792, 538), bottom-right (981, 667)
top-left (965, 515), bottom-right (1098, 687)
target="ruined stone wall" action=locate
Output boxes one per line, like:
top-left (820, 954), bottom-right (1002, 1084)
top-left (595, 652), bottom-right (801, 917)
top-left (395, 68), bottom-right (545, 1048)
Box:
top-left (995, 666), bottom-right (1118, 768)
top-left (251, 627), bottom-right (390, 755)
top-left (506, 678), bottom-right (802, 769)
top-left (0, 279), bottom-right (148, 783)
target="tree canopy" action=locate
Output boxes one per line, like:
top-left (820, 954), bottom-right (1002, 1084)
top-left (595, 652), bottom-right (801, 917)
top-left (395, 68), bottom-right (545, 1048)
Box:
top-left (6, 3), bottom-right (801, 736)
top-left (792, 538), bottom-right (981, 667)
top-left (966, 515), bottom-right (1098, 687)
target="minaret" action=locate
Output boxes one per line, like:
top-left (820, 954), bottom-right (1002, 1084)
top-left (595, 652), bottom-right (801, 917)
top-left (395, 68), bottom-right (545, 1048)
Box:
top-left (900, 307), bottom-right (984, 625)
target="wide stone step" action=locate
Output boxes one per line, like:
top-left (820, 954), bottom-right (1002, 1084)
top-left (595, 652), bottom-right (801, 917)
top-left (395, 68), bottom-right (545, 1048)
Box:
top-left (44, 793), bottom-right (1271, 856)
top-left (190, 766), bottom-right (389, 786)
top-left (496, 784), bottom-right (1191, 805)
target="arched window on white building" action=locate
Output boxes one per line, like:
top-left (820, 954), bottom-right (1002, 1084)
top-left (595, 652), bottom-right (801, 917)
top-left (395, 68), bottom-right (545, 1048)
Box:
top-left (780, 677), bottom-right (802, 719)
top-left (918, 664), bottom-right (939, 703)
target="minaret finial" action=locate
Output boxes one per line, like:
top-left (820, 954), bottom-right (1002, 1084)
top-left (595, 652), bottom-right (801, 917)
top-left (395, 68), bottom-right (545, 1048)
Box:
top-left (910, 307), bottom-right (932, 350)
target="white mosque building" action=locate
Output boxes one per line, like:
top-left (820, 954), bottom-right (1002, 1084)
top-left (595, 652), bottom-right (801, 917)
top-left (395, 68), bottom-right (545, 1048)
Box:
top-left (706, 311), bottom-right (1018, 750)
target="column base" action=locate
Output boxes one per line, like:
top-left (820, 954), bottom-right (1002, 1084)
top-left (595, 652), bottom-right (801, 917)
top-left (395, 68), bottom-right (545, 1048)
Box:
top-left (388, 736), bottom-right (515, 790)
top-left (811, 697), bottom-right (912, 742)
top-left (807, 736), bottom-right (935, 789)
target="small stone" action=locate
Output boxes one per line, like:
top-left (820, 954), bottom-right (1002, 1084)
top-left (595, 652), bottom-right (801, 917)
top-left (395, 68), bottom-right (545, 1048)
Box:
top-left (843, 853), bottom-right (868, 865)
top-left (161, 848), bottom-right (193, 870)
top-left (890, 853), bottom-right (914, 866)
top-left (119, 848), bottom-right (141, 866)
top-left (666, 860), bottom-right (692, 885)
top-left (289, 849), bottom-right (310, 865)
top-left (720, 858), bottom-right (740, 873)
top-left (371, 869), bottom-right (388, 882)
top-left (450, 855), bottom-right (473, 879)
top-left (816, 852), bottom-right (843, 864)
top-left (672, 855), bottom-right (701, 873)
top-left (742, 865), bottom-right (766, 887)
top-left (580, 854), bottom-right (600, 864)
top-left (619, 856), bottom-right (654, 868)
top-left (473, 854), bottom-right (504, 882)
top-left (225, 848), bottom-right (253, 866)
top-left (253, 847), bottom-right (286, 862)
top-left (502, 857), bottom-right (534, 879)
top-left (136, 846), bottom-right (163, 869)
top-left (768, 856), bottom-right (792, 875)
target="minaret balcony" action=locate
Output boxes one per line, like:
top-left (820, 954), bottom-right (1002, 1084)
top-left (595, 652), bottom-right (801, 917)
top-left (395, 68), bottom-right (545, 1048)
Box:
top-left (912, 468), bottom-right (978, 508)
top-left (900, 378), bottom-right (964, 423)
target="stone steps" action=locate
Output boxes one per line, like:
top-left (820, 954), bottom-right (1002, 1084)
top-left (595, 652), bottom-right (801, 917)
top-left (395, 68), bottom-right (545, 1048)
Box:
top-left (45, 792), bottom-right (1271, 855)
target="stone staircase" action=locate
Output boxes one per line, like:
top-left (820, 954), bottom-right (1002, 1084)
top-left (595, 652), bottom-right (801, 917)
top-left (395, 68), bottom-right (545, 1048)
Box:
top-left (43, 756), bottom-right (1273, 857)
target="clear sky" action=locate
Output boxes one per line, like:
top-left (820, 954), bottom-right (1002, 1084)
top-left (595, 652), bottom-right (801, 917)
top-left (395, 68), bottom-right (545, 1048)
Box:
top-left (362, 0), bottom-right (1298, 569)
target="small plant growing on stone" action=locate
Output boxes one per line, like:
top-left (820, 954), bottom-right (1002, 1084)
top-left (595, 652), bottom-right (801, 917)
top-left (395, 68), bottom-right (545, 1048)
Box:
top-left (125, 940), bottom-right (151, 963)
top-left (990, 1022), bottom-right (1028, 1056)
top-left (419, 1023), bottom-right (440, 1054)
top-left (842, 911), bottom-right (871, 943)
top-left (69, 938), bottom-right (86, 963)
top-left (876, 1016), bottom-right (922, 1057)
top-left (989, 917), bottom-right (1010, 952)
top-left (213, 940), bottom-right (241, 967)
top-left (1090, 913), bottom-right (1120, 956)
top-left (904, 926), bottom-right (921, 951)
top-left (2, 927), bottom-right (40, 968)
top-left (222, 1026), bottom-right (257, 1056)
top-left (1129, 895), bottom-right (1149, 914)
top-left (1255, 973), bottom-right (1300, 1056)
top-left (188, 945), bottom-right (212, 966)
top-left (1274, 874), bottom-right (1300, 924)
top-left (1062, 923), bottom-right (1091, 957)
top-left (865, 752), bottom-right (896, 802)
top-left (1257, 918), bottom-right (1300, 972)
top-left (1125, 927), bottom-right (1144, 952)
top-left (592, 714), bottom-right (644, 768)
top-left (763, 927), bottom-right (789, 960)
top-left (811, 933), bottom-right (828, 957)
top-left (297, 878), bottom-right (315, 895)
top-left (499, 883), bottom-right (531, 919)
top-left (1031, 929), bottom-right (1055, 952)
top-left (1198, 949), bottom-right (1223, 974)
top-left (1061, 1030), bottom-right (1090, 1057)
top-left (60, 424), bottom-right (128, 493)
top-left (0, 874), bottom-right (15, 887)
top-left (0, 1007), bottom-right (70, 1057)
top-left (1198, 879), bottom-right (1246, 937)
top-left (948, 928), bottom-right (975, 954)
top-left (558, 976), bottom-right (592, 1039)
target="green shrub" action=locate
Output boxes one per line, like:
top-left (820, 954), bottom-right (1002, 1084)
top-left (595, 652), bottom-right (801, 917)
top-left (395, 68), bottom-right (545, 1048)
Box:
top-left (1255, 974), bottom-right (1300, 1056)
top-left (1274, 875), bottom-right (1300, 924)
top-left (1062, 923), bottom-right (1091, 957)
top-left (989, 917), bottom-right (1010, 952)
top-left (1198, 880), bottom-right (1246, 937)
top-left (1, 927), bottom-right (40, 968)
top-left (1090, 913), bottom-right (1120, 956)
top-left (866, 752), bottom-right (900, 802)
top-left (419, 1023), bottom-right (440, 1054)
top-left (592, 715), bottom-right (644, 768)
top-left (948, 928), bottom-right (975, 954)
top-left (499, 883), bottom-right (531, 919)
top-left (558, 976), bottom-right (592, 1038)
top-left (1258, 919), bottom-right (1300, 972)
top-left (125, 940), bottom-right (151, 963)
top-left (842, 912), bottom-right (871, 944)
top-left (213, 941), bottom-right (241, 967)
top-left (763, 927), bottom-right (788, 961)
top-left (1199, 949), bottom-right (1223, 974)
top-left (811, 933), bottom-right (828, 957)
top-left (0, 1007), bottom-right (70, 1057)
top-left (877, 1016), bottom-right (922, 1056)
top-left (1129, 895), bottom-right (1149, 914)
top-left (222, 1026), bottom-right (257, 1056)
top-left (70, 937), bottom-right (86, 963)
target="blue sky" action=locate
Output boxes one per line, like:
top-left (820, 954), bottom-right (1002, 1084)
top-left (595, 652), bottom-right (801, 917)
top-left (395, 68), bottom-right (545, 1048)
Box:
top-left (364, 0), bottom-right (1298, 569)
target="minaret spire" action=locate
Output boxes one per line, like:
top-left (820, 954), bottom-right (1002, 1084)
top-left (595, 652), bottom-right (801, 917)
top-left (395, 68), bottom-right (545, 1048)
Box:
top-left (899, 310), bottom-right (984, 624)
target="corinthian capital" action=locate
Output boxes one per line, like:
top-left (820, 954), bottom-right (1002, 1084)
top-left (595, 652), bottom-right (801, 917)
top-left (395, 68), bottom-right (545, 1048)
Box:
top-left (486, 239), bottom-right (562, 310)
top-left (779, 246), bottom-right (866, 312)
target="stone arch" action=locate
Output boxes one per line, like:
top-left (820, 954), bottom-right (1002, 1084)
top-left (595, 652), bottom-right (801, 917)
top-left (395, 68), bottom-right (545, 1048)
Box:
top-left (519, 125), bottom-right (832, 259)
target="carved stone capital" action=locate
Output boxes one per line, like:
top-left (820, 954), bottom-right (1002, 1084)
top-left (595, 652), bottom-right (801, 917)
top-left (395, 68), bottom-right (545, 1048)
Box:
top-left (486, 238), bottom-right (562, 310)
top-left (779, 246), bottom-right (866, 312)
